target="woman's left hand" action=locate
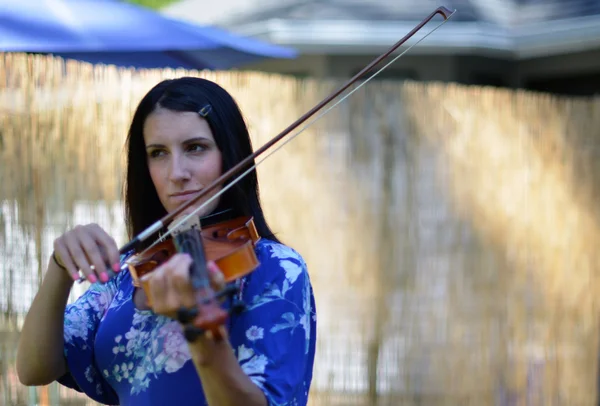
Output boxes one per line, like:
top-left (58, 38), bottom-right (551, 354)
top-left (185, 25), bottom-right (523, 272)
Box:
top-left (140, 253), bottom-right (226, 320)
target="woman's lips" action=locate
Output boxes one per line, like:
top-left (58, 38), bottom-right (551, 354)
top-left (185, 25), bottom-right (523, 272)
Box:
top-left (169, 190), bottom-right (201, 204)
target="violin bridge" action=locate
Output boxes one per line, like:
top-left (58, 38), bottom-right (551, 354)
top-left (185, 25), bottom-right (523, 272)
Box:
top-left (169, 214), bottom-right (202, 235)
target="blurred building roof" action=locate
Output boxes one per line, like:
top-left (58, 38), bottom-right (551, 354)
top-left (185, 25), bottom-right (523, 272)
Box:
top-left (164, 0), bottom-right (600, 25)
top-left (163, 0), bottom-right (600, 59)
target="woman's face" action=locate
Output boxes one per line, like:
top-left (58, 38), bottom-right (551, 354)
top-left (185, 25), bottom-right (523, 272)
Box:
top-left (143, 107), bottom-right (223, 218)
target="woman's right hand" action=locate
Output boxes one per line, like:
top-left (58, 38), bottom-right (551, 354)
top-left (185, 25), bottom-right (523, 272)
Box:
top-left (52, 223), bottom-right (121, 284)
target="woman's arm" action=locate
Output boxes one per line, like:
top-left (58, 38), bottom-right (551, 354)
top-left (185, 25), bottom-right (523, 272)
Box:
top-left (16, 258), bottom-right (73, 386)
top-left (189, 335), bottom-right (267, 406)
top-left (143, 254), bottom-right (267, 406)
top-left (17, 223), bottom-right (121, 386)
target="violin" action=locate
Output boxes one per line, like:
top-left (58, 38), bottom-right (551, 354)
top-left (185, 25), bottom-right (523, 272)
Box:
top-left (127, 211), bottom-right (261, 341)
top-left (127, 212), bottom-right (261, 307)
top-left (80, 6), bottom-right (455, 342)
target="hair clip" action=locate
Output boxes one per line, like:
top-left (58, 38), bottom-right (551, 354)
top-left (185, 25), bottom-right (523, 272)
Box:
top-left (199, 104), bottom-right (212, 117)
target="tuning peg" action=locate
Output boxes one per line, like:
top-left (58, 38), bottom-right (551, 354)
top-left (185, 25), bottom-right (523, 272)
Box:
top-left (183, 325), bottom-right (205, 342)
top-left (177, 306), bottom-right (198, 324)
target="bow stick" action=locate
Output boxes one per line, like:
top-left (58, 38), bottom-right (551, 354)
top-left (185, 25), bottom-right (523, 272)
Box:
top-left (79, 6), bottom-right (456, 282)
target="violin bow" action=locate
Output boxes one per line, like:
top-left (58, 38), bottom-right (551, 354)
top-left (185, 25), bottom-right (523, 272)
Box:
top-left (121, 6), bottom-right (457, 258)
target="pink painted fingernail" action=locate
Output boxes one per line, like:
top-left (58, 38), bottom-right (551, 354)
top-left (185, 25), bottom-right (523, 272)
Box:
top-left (100, 272), bottom-right (109, 283)
top-left (112, 263), bottom-right (120, 272)
top-left (88, 274), bottom-right (97, 283)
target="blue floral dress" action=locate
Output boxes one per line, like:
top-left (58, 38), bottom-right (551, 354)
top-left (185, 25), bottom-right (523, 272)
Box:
top-left (57, 239), bottom-right (317, 406)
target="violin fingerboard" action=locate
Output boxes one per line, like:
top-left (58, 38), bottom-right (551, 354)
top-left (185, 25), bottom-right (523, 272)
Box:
top-left (173, 229), bottom-right (210, 290)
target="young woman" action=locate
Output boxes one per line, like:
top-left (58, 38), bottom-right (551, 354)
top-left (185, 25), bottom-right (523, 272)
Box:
top-left (16, 77), bottom-right (317, 406)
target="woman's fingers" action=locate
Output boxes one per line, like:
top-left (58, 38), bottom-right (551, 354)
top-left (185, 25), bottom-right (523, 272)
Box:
top-left (76, 229), bottom-right (109, 281)
top-left (142, 254), bottom-right (233, 319)
top-left (146, 265), bottom-right (167, 313)
top-left (88, 224), bottom-right (121, 272)
top-left (144, 254), bottom-right (194, 315)
top-left (62, 228), bottom-right (97, 283)
top-left (53, 241), bottom-right (79, 281)
top-left (170, 255), bottom-right (196, 309)
top-left (52, 223), bottom-right (121, 284)
top-left (207, 261), bottom-right (226, 292)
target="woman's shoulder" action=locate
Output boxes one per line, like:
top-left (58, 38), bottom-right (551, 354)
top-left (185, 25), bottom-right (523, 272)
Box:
top-left (255, 238), bottom-right (307, 269)
top-left (250, 238), bottom-right (310, 287)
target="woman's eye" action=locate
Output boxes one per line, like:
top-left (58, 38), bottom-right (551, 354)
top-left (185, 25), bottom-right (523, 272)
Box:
top-left (148, 149), bottom-right (165, 158)
top-left (187, 144), bottom-right (206, 153)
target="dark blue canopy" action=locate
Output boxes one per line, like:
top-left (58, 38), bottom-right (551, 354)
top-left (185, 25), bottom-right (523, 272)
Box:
top-left (0, 0), bottom-right (298, 70)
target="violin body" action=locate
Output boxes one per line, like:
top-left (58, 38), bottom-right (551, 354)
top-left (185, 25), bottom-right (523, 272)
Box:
top-left (126, 215), bottom-right (261, 309)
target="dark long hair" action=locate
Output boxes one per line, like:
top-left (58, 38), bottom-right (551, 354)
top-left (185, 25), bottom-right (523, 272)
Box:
top-left (123, 76), bottom-right (280, 246)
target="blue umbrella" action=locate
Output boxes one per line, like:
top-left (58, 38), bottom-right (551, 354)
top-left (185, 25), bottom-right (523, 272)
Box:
top-left (0, 0), bottom-right (297, 70)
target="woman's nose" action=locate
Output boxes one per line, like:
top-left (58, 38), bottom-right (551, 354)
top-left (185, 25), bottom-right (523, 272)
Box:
top-left (169, 158), bottom-right (191, 181)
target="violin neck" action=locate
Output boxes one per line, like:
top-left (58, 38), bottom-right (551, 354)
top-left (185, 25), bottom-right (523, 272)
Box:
top-left (174, 230), bottom-right (210, 290)
top-left (170, 216), bottom-right (210, 290)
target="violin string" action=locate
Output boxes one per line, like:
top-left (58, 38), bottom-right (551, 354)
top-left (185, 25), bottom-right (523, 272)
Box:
top-left (137, 10), bottom-right (456, 257)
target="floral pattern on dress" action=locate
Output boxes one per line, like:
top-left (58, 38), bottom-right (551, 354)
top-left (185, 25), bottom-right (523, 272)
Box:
top-left (57, 239), bottom-right (317, 406)
top-left (101, 312), bottom-right (192, 395)
top-left (63, 279), bottom-right (117, 347)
